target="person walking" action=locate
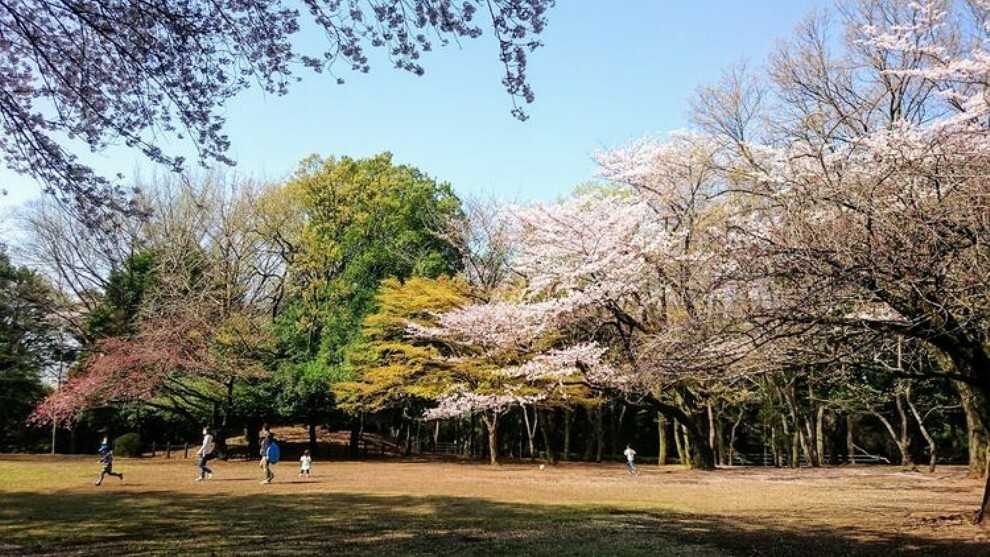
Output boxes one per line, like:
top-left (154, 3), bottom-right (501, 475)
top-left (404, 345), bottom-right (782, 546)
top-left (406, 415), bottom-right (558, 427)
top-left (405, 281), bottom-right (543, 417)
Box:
top-left (623, 444), bottom-right (639, 475)
top-left (259, 424), bottom-right (275, 485)
top-left (196, 426), bottom-right (216, 481)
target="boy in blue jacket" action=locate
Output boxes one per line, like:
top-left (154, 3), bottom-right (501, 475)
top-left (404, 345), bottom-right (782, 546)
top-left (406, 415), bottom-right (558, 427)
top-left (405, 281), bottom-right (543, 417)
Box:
top-left (95, 443), bottom-right (124, 486)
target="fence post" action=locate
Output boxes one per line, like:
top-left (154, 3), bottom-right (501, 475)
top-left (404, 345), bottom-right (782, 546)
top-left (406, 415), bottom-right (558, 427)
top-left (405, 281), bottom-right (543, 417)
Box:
top-left (151, 441), bottom-right (156, 457)
top-left (166, 442), bottom-right (172, 459)
top-left (183, 443), bottom-right (189, 459)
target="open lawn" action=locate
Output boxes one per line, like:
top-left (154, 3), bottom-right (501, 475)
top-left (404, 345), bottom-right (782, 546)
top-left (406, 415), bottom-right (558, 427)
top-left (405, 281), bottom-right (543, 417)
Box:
top-left (1, 455), bottom-right (988, 556)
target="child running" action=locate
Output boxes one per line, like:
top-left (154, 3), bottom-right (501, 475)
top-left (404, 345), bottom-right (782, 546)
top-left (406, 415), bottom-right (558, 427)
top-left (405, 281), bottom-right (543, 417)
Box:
top-left (95, 442), bottom-right (124, 486)
top-left (298, 449), bottom-right (312, 478)
top-left (623, 444), bottom-right (639, 475)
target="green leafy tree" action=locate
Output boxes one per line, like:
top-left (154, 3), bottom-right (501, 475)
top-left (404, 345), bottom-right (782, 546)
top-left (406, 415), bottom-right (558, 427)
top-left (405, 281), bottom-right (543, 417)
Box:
top-left (0, 250), bottom-right (67, 451)
top-left (276, 153), bottom-right (463, 439)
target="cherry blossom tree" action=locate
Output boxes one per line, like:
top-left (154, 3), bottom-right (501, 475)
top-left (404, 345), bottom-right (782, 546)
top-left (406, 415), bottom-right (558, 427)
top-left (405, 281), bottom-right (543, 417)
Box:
top-left (686, 0), bottom-right (990, 520)
top-left (2, 0), bottom-right (555, 223)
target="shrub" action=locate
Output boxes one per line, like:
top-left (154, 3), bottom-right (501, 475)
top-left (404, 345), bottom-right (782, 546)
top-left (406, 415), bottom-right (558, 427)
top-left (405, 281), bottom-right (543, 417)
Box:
top-left (114, 433), bottom-right (142, 457)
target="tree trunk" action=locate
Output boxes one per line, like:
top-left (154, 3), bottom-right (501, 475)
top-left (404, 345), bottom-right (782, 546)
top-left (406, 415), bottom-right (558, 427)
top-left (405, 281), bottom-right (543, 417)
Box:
top-left (815, 406), bottom-right (826, 467)
top-left (657, 412), bottom-right (668, 466)
top-left (905, 388), bottom-right (937, 473)
top-left (728, 407), bottom-right (744, 466)
top-left (481, 412), bottom-right (500, 466)
top-left (563, 407), bottom-right (574, 461)
top-left (583, 406), bottom-right (596, 461)
top-left (539, 408), bottom-right (557, 464)
top-left (522, 406), bottom-right (538, 460)
top-left (644, 396), bottom-right (716, 470)
top-left (846, 414), bottom-right (856, 465)
top-left (595, 405), bottom-right (604, 462)
top-left (872, 410), bottom-right (913, 469)
top-left (349, 414), bottom-right (363, 456)
top-left (308, 422), bottom-right (318, 456)
top-left (957, 382), bottom-right (989, 478)
top-left (770, 425), bottom-right (779, 467)
top-left (246, 420), bottom-right (260, 457)
top-left (707, 401), bottom-right (718, 465)
top-left (673, 419), bottom-right (687, 466)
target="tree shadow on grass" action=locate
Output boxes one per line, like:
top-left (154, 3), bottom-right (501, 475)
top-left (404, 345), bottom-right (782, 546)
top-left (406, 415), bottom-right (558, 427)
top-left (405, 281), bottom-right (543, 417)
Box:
top-left (0, 490), bottom-right (985, 556)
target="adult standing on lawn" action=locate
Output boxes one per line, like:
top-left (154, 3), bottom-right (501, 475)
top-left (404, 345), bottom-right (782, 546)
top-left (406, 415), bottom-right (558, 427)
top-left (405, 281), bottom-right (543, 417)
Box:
top-left (259, 424), bottom-right (275, 485)
top-left (196, 426), bottom-right (216, 482)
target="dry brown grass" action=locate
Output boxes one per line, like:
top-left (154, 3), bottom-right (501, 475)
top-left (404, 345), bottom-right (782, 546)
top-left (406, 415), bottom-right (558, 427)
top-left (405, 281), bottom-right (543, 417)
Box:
top-left (0, 455), bottom-right (987, 555)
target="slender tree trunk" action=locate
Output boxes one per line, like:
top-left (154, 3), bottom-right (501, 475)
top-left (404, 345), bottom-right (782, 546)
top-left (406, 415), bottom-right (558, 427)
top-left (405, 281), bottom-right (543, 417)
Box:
top-left (728, 407), bottom-right (744, 466)
top-left (563, 407), bottom-right (574, 461)
top-left (815, 406), bottom-right (826, 467)
top-left (905, 391), bottom-right (937, 473)
top-left (799, 419), bottom-right (814, 467)
top-left (846, 414), bottom-right (856, 465)
top-left (707, 401), bottom-right (718, 465)
top-left (872, 411), bottom-right (913, 469)
top-left (771, 425), bottom-right (779, 467)
top-left (595, 406), bottom-right (604, 463)
top-left (522, 405), bottom-right (537, 460)
top-left (682, 423), bottom-right (694, 466)
top-left (657, 412), bottom-right (668, 466)
top-left (539, 408), bottom-right (557, 464)
top-left (481, 412), bottom-right (500, 466)
top-left (583, 406), bottom-right (596, 461)
top-left (673, 419), bottom-right (687, 466)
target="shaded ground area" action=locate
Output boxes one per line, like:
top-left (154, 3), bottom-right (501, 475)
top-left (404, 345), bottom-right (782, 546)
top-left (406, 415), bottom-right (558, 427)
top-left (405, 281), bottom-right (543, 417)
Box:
top-left (0, 456), bottom-right (987, 556)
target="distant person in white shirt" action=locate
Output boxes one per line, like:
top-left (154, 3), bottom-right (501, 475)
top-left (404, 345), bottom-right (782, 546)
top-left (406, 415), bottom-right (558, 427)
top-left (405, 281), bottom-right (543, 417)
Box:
top-left (623, 444), bottom-right (638, 475)
top-left (299, 449), bottom-right (313, 478)
top-left (196, 426), bottom-right (216, 481)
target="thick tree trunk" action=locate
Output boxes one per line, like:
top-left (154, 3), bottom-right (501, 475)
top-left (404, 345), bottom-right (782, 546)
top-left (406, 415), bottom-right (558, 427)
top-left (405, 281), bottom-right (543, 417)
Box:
top-left (246, 420), bottom-right (260, 457)
top-left (308, 422), bottom-right (318, 456)
top-left (957, 382), bottom-right (989, 478)
top-left (644, 395), bottom-right (716, 470)
top-left (955, 381), bottom-right (990, 523)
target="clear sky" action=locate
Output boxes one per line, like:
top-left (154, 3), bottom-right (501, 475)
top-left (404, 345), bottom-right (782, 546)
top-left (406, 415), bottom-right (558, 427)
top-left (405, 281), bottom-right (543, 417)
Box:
top-left (0, 0), bottom-right (826, 213)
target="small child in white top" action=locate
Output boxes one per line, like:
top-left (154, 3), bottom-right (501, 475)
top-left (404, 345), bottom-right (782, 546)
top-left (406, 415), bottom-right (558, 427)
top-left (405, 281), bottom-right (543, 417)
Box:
top-left (299, 450), bottom-right (312, 477)
top-left (623, 444), bottom-right (638, 475)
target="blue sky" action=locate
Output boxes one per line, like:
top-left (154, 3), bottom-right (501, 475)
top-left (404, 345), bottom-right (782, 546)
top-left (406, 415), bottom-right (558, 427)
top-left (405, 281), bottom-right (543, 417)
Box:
top-left (0, 0), bottom-right (826, 212)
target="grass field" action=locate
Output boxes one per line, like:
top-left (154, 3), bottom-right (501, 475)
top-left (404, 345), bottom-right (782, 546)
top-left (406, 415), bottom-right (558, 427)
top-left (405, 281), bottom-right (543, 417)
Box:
top-left (1, 455), bottom-right (988, 556)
